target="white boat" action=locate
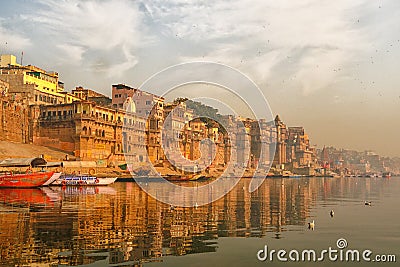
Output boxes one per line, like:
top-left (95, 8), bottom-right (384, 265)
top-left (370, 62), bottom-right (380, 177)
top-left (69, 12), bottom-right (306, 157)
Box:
top-left (51, 175), bottom-right (117, 186)
top-left (43, 172), bottom-right (62, 186)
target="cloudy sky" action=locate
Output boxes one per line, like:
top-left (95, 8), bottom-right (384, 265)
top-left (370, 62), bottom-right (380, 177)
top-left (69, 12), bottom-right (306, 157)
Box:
top-left (1, 0), bottom-right (400, 156)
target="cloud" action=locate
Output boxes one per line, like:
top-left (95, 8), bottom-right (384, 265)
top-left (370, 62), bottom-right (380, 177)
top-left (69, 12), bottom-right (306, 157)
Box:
top-left (23, 0), bottom-right (147, 78)
top-left (1, 0), bottom-right (398, 96)
top-left (0, 18), bottom-right (31, 52)
top-left (145, 0), bottom-right (376, 94)
top-left (56, 44), bottom-right (85, 63)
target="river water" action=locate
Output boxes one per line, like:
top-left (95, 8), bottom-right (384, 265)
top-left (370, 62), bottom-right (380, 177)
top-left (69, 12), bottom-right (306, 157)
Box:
top-left (0, 177), bottom-right (398, 266)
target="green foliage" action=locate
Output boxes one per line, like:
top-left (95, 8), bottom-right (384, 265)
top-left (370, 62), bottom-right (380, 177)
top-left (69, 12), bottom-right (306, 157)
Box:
top-left (174, 98), bottom-right (227, 133)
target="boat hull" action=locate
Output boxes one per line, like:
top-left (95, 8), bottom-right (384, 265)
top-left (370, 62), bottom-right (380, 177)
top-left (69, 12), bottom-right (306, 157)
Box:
top-left (0, 171), bottom-right (54, 188)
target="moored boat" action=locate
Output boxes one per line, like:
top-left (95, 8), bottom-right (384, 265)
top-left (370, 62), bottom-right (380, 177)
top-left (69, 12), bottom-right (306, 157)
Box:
top-left (0, 157), bottom-right (56, 188)
top-left (383, 172), bottom-right (391, 178)
top-left (164, 174), bottom-right (208, 182)
top-left (51, 175), bottom-right (117, 186)
top-left (164, 175), bottom-right (191, 182)
top-left (0, 171), bottom-right (55, 188)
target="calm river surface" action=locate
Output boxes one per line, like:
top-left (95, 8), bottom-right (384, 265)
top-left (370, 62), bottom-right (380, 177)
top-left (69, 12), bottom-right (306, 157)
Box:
top-left (0, 177), bottom-right (399, 267)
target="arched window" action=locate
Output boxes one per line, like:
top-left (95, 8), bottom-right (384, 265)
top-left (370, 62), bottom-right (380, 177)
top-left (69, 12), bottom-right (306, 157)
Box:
top-left (102, 130), bottom-right (105, 137)
top-left (82, 126), bottom-right (87, 135)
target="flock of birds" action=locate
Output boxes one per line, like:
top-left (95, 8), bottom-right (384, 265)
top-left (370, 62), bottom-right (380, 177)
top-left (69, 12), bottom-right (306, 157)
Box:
top-left (307, 201), bottom-right (372, 230)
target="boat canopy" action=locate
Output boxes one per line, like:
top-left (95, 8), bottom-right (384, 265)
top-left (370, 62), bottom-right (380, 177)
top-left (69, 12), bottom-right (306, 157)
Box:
top-left (36, 162), bottom-right (63, 167)
top-left (62, 161), bottom-right (96, 168)
top-left (0, 157), bottom-right (47, 167)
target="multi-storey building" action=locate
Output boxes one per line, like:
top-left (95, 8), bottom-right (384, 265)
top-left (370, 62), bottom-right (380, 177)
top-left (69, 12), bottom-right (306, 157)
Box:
top-left (273, 115), bottom-right (287, 167)
top-left (71, 86), bottom-right (112, 107)
top-left (236, 117), bottom-right (252, 167)
top-left (287, 126), bottom-right (313, 167)
top-left (33, 100), bottom-right (146, 163)
top-left (0, 54), bottom-right (80, 105)
top-left (249, 119), bottom-right (275, 168)
top-left (112, 84), bottom-right (164, 163)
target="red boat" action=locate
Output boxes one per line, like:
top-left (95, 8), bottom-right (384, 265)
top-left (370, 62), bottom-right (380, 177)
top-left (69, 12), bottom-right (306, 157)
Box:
top-left (0, 171), bottom-right (54, 188)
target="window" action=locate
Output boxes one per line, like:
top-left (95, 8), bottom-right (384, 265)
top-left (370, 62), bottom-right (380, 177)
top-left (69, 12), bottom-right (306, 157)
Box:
top-left (146, 100), bottom-right (152, 105)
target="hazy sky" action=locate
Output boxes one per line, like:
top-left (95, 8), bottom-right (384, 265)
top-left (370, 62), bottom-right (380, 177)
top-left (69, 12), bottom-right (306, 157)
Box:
top-left (0, 0), bottom-right (400, 156)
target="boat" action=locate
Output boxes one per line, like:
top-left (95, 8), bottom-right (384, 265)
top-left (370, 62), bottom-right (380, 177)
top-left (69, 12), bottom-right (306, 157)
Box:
top-left (164, 175), bottom-right (192, 182)
top-left (0, 157), bottom-right (56, 188)
top-left (51, 174), bottom-right (117, 186)
top-left (383, 172), bottom-right (391, 178)
top-left (163, 173), bottom-right (208, 182)
top-left (0, 171), bottom-right (55, 188)
top-left (189, 174), bottom-right (207, 181)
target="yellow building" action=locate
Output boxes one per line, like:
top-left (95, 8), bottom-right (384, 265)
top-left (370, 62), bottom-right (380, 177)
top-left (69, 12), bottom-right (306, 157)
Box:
top-left (0, 54), bottom-right (80, 105)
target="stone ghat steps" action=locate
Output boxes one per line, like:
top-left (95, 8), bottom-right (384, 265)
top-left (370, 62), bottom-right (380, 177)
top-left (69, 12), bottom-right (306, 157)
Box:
top-left (0, 140), bottom-right (70, 161)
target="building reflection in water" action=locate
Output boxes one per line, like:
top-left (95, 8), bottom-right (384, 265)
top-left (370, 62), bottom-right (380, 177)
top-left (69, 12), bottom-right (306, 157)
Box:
top-left (0, 178), bottom-right (387, 266)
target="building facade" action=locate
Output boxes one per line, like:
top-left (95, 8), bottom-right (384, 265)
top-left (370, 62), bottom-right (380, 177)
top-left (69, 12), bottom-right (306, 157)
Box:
top-left (34, 101), bottom-right (146, 164)
top-left (0, 54), bottom-right (80, 106)
top-left (112, 84), bottom-right (165, 163)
